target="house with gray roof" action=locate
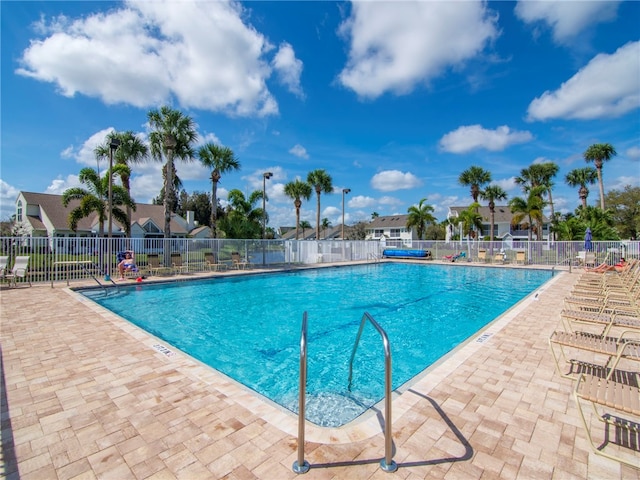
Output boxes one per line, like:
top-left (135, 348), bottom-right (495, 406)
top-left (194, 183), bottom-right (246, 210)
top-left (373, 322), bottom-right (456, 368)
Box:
top-left (279, 223), bottom-right (346, 240)
top-left (365, 214), bottom-right (415, 245)
top-left (14, 191), bottom-right (204, 240)
top-left (447, 205), bottom-right (550, 241)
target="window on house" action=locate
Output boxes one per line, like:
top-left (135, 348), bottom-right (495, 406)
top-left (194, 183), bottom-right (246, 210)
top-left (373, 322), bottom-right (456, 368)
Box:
top-left (144, 222), bottom-right (161, 233)
top-left (390, 229), bottom-right (401, 238)
top-left (16, 200), bottom-right (23, 222)
top-left (374, 229), bottom-right (384, 237)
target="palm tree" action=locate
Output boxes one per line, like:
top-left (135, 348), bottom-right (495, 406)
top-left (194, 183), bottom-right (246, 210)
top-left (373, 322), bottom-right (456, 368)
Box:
top-left (515, 162), bottom-right (559, 222)
top-left (458, 166), bottom-right (492, 207)
top-left (198, 143), bottom-right (240, 238)
top-left (321, 218), bottom-right (331, 238)
top-left (299, 220), bottom-right (311, 238)
top-left (565, 167), bottom-right (598, 209)
top-left (307, 169), bottom-right (333, 240)
top-left (577, 206), bottom-right (620, 240)
top-left (457, 203), bottom-right (483, 256)
top-left (479, 185), bottom-right (508, 244)
top-left (147, 106), bottom-right (197, 238)
top-left (95, 131), bottom-right (148, 237)
top-left (509, 186), bottom-right (546, 241)
top-left (284, 179), bottom-right (312, 240)
top-left (153, 163), bottom-right (185, 212)
top-left (554, 215), bottom-right (583, 241)
top-left (406, 198), bottom-right (436, 240)
top-left (218, 189), bottom-right (264, 239)
top-left (62, 167), bottom-right (134, 235)
top-left (539, 162), bottom-right (559, 223)
top-left (584, 143), bottom-right (616, 210)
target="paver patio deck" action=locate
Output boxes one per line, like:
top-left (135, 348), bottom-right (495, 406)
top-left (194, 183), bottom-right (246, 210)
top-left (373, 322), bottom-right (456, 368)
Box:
top-left (1, 264), bottom-right (639, 479)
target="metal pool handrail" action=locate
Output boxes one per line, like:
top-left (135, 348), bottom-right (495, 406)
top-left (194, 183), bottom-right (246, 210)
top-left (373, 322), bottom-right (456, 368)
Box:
top-left (292, 312), bottom-right (310, 474)
top-left (348, 312), bottom-right (397, 473)
top-left (293, 311), bottom-right (397, 474)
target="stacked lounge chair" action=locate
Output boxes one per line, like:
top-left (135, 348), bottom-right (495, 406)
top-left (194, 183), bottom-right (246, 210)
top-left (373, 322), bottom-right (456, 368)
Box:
top-left (548, 258), bottom-right (640, 468)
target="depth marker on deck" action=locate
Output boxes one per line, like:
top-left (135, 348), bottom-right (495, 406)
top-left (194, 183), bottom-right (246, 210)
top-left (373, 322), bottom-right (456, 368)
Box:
top-left (153, 344), bottom-right (176, 357)
top-left (476, 333), bottom-right (493, 343)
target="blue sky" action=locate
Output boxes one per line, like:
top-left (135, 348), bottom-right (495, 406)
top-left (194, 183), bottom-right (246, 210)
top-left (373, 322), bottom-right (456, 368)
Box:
top-left (1, 1), bottom-right (639, 230)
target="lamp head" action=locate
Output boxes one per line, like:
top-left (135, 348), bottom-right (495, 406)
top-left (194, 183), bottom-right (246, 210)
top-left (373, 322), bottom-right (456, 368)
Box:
top-left (343, 188), bottom-right (351, 194)
top-left (264, 172), bottom-right (273, 179)
top-left (109, 138), bottom-right (121, 151)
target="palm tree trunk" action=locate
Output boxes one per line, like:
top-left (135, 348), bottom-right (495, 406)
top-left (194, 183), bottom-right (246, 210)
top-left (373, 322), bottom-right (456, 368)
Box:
top-left (596, 165), bottom-right (605, 210)
top-left (164, 156), bottom-right (174, 238)
top-left (294, 199), bottom-right (301, 240)
top-left (489, 210), bottom-right (495, 254)
top-left (315, 190), bottom-right (321, 240)
top-left (547, 189), bottom-right (555, 241)
top-left (211, 179), bottom-right (218, 238)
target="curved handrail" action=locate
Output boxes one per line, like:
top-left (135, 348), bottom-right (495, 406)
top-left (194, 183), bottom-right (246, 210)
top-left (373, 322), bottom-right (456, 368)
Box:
top-left (347, 312), bottom-right (397, 472)
top-left (293, 312), bottom-right (310, 474)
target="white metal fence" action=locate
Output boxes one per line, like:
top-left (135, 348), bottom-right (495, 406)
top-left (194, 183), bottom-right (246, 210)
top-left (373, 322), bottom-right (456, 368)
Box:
top-left (0, 236), bottom-right (637, 285)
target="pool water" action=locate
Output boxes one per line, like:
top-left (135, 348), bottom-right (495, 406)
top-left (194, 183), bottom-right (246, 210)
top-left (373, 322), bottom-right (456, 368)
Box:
top-left (81, 263), bottom-right (552, 426)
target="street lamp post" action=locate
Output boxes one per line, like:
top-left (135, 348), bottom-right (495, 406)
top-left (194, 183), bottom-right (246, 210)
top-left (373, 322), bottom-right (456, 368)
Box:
top-left (342, 188), bottom-right (351, 240)
top-left (106, 138), bottom-right (120, 279)
top-left (262, 172), bottom-right (273, 265)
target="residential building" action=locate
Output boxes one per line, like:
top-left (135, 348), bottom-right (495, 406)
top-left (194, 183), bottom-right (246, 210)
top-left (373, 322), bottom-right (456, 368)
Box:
top-left (446, 206), bottom-right (550, 242)
top-left (14, 191), bottom-right (206, 244)
top-left (365, 215), bottom-right (415, 246)
top-left (279, 224), bottom-right (346, 241)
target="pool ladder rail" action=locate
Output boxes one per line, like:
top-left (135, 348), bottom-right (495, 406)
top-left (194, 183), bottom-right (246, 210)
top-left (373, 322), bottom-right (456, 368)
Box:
top-left (81, 263), bottom-right (120, 294)
top-left (293, 311), bottom-right (397, 474)
top-left (368, 252), bottom-right (381, 263)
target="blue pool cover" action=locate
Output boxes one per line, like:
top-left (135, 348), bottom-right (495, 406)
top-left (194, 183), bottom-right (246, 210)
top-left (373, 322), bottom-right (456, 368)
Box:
top-left (382, 249), bottom-right (431, 258)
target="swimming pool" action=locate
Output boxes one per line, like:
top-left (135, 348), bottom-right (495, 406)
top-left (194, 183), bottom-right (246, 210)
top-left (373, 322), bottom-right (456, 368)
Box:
top-left (81, 263), bottom-right (552, 426)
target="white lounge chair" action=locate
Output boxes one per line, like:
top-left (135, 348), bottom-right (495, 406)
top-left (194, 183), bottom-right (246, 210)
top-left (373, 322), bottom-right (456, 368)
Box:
top-left (0, 256), bottom-right (8, 279)
top-left (5, 256), bottom-right (31, 287)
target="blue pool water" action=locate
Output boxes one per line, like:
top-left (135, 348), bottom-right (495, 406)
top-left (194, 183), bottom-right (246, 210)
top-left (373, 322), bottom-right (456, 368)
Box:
top-left (81, 263), bottom-right (552, 426)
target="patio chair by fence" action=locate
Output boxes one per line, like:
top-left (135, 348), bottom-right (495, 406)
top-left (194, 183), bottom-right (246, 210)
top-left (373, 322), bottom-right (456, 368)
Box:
top-left (5, 256), bottom-right (31, 287)
top-left (170, 253), bottom-right (188, 274)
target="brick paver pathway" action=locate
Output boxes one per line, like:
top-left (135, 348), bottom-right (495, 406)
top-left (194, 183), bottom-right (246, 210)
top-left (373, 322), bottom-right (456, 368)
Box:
top-left (1, 267), bottom-right (639, 479)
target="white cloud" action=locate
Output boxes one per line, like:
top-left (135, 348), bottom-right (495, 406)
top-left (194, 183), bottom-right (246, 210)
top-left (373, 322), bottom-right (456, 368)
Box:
top-left (272, 42), bottom-right (305, 98)
top-left (378, 195), bottom-right (403, 207)
top-left (125, 174), bottom-right (159, 203)
top-left (515, 0), bottom-right (620, 44)
top-left (322, 206), bottom-right (340, 219)
top-left (610, 175), bottom-right (640, 189)
top-left (493, 177), bottom-right (518, 193)
top-left (70, 128), bottom-right (115, 167)
top-left (338, 2), bottom-right (498, 98)
top-left (626, 146), bottom-right (640, 160)
top-left (348, 195), bottom-right (376, 209)
top-left (439, 125), bottom-right (533, 154)
top-left (289, 144), bottom-right (309, 159)
top-left (16, 0), bottom-right (281, 117)
top-left (527, 41), bottom-right (640, 121)
top-left (371, 170), bottom-right (422, 192)
top-left (44, 175), bottom-right (81, 195)
top-left (0, 180), bottom-right (21, 220)
top-left (242, 166), bottom-right (286, 194)
top-left (198, 132), bottom-right (222, 147)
